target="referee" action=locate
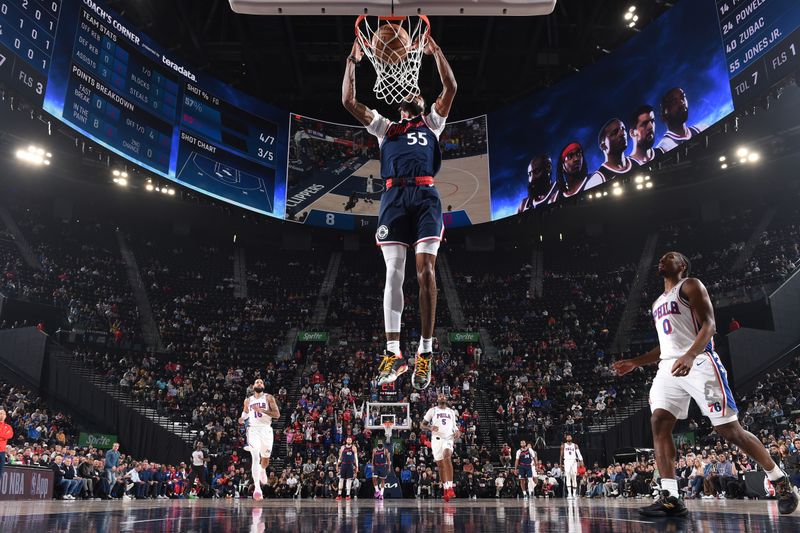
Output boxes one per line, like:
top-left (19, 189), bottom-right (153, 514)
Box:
top-left (188, 441), bottom-right (208, 496)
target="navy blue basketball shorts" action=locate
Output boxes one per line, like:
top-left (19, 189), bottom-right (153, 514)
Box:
top-left (339, 464), bottom-right (355, 479)
top-left (518, 465), bottom-right (533, 478)
top-left (375, 185), bottom-right (444, 248)
top-left (373, 465), bottom-right (388, 479)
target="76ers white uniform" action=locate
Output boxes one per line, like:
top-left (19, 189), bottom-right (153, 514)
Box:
top-left (562, 442), bottom-right (582, 476)
top-left (247, 394), bottom-right (274, 458)
top-left (424, 406), bottom-right (458, 461)
top-left (649, 278), bottom-right (738, 425)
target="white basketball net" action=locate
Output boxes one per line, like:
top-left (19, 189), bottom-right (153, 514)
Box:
top-left (356, 15), bottom-right (430, 105)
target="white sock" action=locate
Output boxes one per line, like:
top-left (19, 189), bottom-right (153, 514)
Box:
top-left (765, 465), bottom-right (784, 481)
top-left (419, 338), bottom-right (433, 353)
top-left (661, 478), bottom-right (679, 499)
top-left (380, 487), bottom-right (384, 495)
top-left (346, 479), bottom-right (352, 496)
top-left (387, 340), bottom-right (401, 356)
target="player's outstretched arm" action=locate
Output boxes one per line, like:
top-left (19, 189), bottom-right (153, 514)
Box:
top-left (342, 40), bottom-right (374, 126)
top-left (425, 36), bottom-right (457, 117)
top-left (612, 346), bottom-right (661, 376)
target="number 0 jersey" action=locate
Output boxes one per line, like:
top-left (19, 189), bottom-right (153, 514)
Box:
top-left (247, 394), bottom-right (272, 427)
top-left (367, 107), bottom-right (447, 180)
top-left (652, 278), bottom-right (714, 360)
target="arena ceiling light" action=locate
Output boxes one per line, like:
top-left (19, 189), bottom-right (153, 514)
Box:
top-left (612, 187), bottom-right (623, 196)
top-left (112, 169), bottom-right (128, 186)
top-left (15, 145), bottom-right (52, 166)
top-left (145, 179), bottom-right (154, 192)
top-left (636, 183), bottom-right (644, 190)
top-left (747, 152), bottom-right (760, 162)
top-left (736, 147), bottom-right (749, 157)
top-left (645, 182), bottom-right (653, 189)
top-left (721, 163), bottom-right (728, 169)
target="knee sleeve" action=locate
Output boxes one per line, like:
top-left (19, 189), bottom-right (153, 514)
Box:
top-left (415, 239), bottom-right (440, 256)
top-left (381, 245), bottom-right (406, 333)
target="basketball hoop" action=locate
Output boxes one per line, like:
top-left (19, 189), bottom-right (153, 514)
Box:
top-left (355, 15), bottom-right (430, 104)
top-left (382, 420), bottom-right (395, 439)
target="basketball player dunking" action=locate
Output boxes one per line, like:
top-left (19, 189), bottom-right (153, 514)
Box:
top-left (372, 439), bottom-right (389, 500)
top-left (342, 34), bottom-right (457, 390)
top-left (336, 436), bottom-right (359, 501)
top-left (514, 440), bottom-right (537, 499)
top-left (613, 252), bottom-right (799, 517)
top-left (238, 378), bottom-right (280, 501)
top-left (422, 393), bottom-right (460, 502)
top-left (559, 434), bottom-right (583, 499)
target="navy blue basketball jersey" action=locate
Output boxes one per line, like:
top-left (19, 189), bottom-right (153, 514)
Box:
top-left (518, 448), bottom-right (534, 466)
top-left (341, 445), bottom-right (356, 464)
top-left (367, 107), bottom-right (447, 180)
top-left (373, 448), bottom-right (388, 466)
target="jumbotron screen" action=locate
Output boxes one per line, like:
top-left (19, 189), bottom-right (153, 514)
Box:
top-left (1, 0), bottom-right (790, 228)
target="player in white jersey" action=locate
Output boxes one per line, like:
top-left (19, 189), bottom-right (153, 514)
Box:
top-left (613, 252), bottom-right (798, 517)
top-left (559, 434), bottom-right (583, 499)
top-left (238, 378), bottom-right (280, 501)
top-left (422, 393), bottom-right (460, 502)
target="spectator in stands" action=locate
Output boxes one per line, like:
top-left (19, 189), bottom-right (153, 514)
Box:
top-left (104, 442), bottom-right (120, 490)
top-left (0, 408), bottom-right (12, 480)
top-left (728, 317), bottom-right (741, 333)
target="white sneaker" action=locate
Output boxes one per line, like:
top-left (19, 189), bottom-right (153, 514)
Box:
top-left (122, 495), bottom-right (131, 501)
top-left (702, 494), bottom-right (714, 499)
top-left (253, 490), bottom-right (264, 501)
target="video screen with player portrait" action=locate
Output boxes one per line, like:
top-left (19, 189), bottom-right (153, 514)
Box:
top-left (487, 0), bottom-right (735, 221)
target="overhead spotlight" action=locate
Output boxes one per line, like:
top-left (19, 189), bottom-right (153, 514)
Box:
top-left (161, 187), bottom-right (169, 194)
top-left (632, 15), bottom-right (639, 21)
top-left (645, 182), bottom-right (652, 189)
top-left (628, 21), bottom-right (636, 27)
top-left (113, 177), bottom-right (127, 187)
top-left (739, 157), bottom-right (747, 163)
top-left (719, 156), bottom-right (726, 162)
top-left (736, 147), bottom-right (749, 157)
top-left (624, 11), bottom-right (633, 20)
top-left (612, 187), bottom-right (623, 196)
top-left (747, 152), bottom-right (760, 162)
top-left (644, 175), bottom-right (650, 181)
top-left (628, 5), bottom-right (637, 12)
top-left (155, 187), bottom-right (161, 192)
top-left (167, 189), bottom-right (175, 196)
top-left (635, 175), bottom-right (644, 184)
top-left (636, 183), bottom-right (644, 190)
top-left (603, 191), bottom-right (608, 196)
top-left (113, 170), bottom-right (120, 176)
top-left (145, 183), bottom-right (154, 192)
top-left (15, 145), bottom-right (52, 166)
top-left (612, 181), bottom-right (620, 188)
top-left (721, 163), bottom-right (728, 169)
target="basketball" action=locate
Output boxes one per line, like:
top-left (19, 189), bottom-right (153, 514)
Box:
top-left (372, 23), bottom-right (410, 64)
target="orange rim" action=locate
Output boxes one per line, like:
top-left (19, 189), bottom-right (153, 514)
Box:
top-left (355, 14), bottom-right (431, 51)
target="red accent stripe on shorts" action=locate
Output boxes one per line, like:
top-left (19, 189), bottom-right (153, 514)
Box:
top-left (386, 176), bottom-right (434, 188)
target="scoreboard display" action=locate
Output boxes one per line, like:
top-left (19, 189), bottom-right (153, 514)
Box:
top-left (0, 0), bottom-right (61, 105)
top-left (0, 0), bottom-right (796, 228)
top-left (41, 0), bottom-right (287, 217)
top-left (717, 0), bottom-right (800, 106)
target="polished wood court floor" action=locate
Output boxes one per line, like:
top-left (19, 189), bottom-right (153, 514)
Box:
top-left (0, 497), bottom-right (795, 532)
